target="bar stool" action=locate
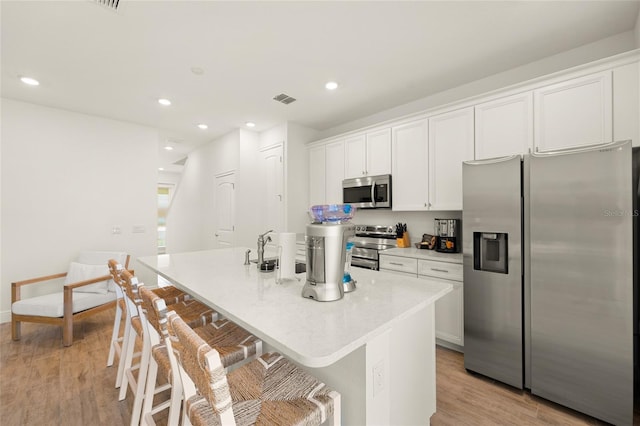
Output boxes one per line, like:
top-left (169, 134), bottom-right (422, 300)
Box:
top-left (118, 270), bottom-right (219, 426)
top-left (107, 259), bottom-right (193, 388)
top-left (139, 286), bottom-right (262, 426)
top-left (164, 309), bottom-right (341, 426)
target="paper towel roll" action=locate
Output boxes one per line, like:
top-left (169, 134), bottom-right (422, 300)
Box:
top-left (278, 232), bottom-right (297, 279)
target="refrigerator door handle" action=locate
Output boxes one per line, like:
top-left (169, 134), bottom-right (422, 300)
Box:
top-left (464, 154), bottom-right (521, 166)
top-left (531, 139), bottom-right (631, 158)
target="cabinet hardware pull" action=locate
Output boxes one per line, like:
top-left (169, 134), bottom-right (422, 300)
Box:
top-left (431, 268), bottom-right (449, 273)
top-left (389, 262), bottom-right (404, 266)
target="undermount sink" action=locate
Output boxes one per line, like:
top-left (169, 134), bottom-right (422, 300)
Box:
top-left (249, 258), bottom-right (306, 273)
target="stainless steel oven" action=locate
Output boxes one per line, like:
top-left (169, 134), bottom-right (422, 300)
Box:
top-left (350, 224), bottom-right (397, 270)
top-left (343, 174), bottom-right (391, 209)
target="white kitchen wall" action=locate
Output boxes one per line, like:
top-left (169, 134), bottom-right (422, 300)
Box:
top-left (317, 31), bottom-right (637, 140)
top-left (235, 129), bottom-right (261, 248)
top-left (166, 129), bottom-right (240, 252)
top-left (0, 98), bottom-right (158, 322)
top-left (165, 128), bottom-right (263, 253)
top-left (285, 122), bottom-right (318, 234)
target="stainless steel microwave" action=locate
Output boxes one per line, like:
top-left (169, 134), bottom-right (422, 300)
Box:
top-left (342, 174), bottom-right (391, 209)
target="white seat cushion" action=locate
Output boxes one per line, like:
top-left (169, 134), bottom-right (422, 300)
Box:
top-left (65, 262), bottom-right (111, 294)
top-left (12, 291), bottom-right (116, 318)
top-left (76, 251), bottom-right (128, 292)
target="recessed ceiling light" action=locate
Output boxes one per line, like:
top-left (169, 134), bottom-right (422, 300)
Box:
top-left (245, 122), bottom-right (256, 128)
top-left (158, 167), bottom-right (164, 171)
top-left (158, 98), bottom-right (172, 106)
top-left (164, 146), bottom-right (174, 151)
top-left (325, 81), bottom-right (339, 90)
top-left (20, 76), bottom-right (40, 86)
top-left (197, 123), bottom-right (208, 130)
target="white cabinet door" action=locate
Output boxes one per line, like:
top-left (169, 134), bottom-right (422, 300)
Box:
top-left (475, 92), bottom-right (533, 159)
top-left (534, 71), bottom-right (613, 152)
top-left (308, 144), bottom-right (325, 206)
top-left (613, 62), bottom-right (639, 148)
top-left (214, 172), bottom-right (236, 249)
top-left (366, 128), bottom-right (391, 176)
top-left (344, 134), bottom-right (366, 178)
top-left (261, 145), bottom-right (284, 233)
top-left (428, 107), bottom-right (474, 210)
top-left (391, 119), bottom-right (429, 211)
top-left (325, 140), bottom-right (345, 204)
top-left (433, 279), bottom-right (464, 347)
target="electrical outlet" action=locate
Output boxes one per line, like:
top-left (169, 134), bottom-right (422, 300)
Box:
top-left (112, 226), bottom-right (122, 235)
top-left (373, 360), bottom-right (385, 396)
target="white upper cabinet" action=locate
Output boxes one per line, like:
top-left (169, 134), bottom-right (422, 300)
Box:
top-left (325, 140), bottom-right (345, 204)
top-left (392, 119), bottom-right (429, 211)
top-left (366, 128), bottom-right (392, 176)
top-left (344, 129), bottom-right (391, 178)
top-left (534, 70), bottom-right (613, 152)
top-left (612, 62), bottom-right (639, 147)
top-left (344, 134), bottom-right (366, 178)
top-left (475, 92), bottom-right (533, 159)
top-left (308, 144), bottom-right (325, 207)
top-left (428, 107), bottom-right (474, 211)
top-left (308, 140), bottom-right (345, 206)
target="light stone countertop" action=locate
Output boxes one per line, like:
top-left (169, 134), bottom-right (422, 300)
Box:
top-left (381, 247), bottom-right (463, 264)
top-left (138, 247), bottom-right (452, 368)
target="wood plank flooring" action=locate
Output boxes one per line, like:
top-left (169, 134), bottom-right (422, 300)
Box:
top-left (1, 308), bottom-right (637, 425)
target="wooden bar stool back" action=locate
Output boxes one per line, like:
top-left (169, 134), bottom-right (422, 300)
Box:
top-left (165, 311), bottom-right (341, 426)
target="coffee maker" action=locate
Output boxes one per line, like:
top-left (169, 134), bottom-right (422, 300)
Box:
top-left (435, 218), bottom-right (460, 253)
top-left (302, 222), bottom-right (356, 302)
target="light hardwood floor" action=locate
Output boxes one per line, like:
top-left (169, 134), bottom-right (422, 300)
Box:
top-left (1, 308), bottom-right (637, 425)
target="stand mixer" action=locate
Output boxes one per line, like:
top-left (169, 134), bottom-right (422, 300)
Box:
top-left (302, 205), bottom-right (356, 302)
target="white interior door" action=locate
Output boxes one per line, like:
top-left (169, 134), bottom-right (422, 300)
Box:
top-left (261, 145), bottom-right (284, 233)
top-left (215, 172), bottom-right (235, 248)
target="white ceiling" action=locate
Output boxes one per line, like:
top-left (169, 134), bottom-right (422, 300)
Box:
top-left (2, 1), bottom-right (639, 170)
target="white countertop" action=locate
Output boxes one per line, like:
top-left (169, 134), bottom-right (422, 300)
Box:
top-left (137, 247), bottom-right (451, 368)
top-left (381, 247), bottom-right (463, 264)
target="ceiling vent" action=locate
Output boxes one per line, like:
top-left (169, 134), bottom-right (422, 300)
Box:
top-left (92, 0), bottom-right (123, 12)
top-left (273, 93), bottom-right (297, 105)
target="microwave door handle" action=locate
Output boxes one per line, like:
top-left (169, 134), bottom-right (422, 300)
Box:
top-left (370, 179), bottom-right (376, 206)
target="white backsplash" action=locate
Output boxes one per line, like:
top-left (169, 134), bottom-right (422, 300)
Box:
top-left (354, 209), bottom-right (462, 241)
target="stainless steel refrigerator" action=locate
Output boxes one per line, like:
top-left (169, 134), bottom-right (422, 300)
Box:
top-left (462, 140), bottom-right (638, 426)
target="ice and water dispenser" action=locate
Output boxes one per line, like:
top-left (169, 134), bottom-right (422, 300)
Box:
top-left (473, 232), bottom-right (509, 274)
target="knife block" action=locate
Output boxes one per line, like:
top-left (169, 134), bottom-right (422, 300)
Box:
top-left (397, 232), bottom-right (410, 248)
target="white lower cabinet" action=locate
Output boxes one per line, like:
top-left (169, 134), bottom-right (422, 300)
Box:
top-left (379, 255), bottom-right (418, 275)
top-left (379, 254), bottom-right (464, 351)
top-left (430, 279), bottom-right (463, 348)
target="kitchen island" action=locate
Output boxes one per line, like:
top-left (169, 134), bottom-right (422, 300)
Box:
top-left (138, 247), bottom-right (452, 425)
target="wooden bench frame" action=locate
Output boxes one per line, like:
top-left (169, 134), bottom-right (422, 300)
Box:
top-left (11, 255), bottom-right (131, 347)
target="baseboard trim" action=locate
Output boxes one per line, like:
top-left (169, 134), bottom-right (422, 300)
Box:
top-left (436, 338), bottom-right (464, 353)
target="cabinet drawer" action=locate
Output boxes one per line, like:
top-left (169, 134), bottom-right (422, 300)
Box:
top-left (418, 260), bottom-right (463, 281)
top-left (379, 256), bottom-right (418, 275)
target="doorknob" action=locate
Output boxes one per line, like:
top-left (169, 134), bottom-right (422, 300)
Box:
top-left (215, 233), bottom-right (219, 237)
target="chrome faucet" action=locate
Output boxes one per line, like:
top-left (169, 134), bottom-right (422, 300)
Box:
top-left (257, 229), bottom-right (273, 268)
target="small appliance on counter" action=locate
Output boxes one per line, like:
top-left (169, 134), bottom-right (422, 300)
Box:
top-left (302, 204), bottom-right (356, 302)
top-left (435, 219), bottom-right (460, 253)
top-left (342, 241), bottom-right (356, 293)
top-left (416, 234), bottom-right (437, 250)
